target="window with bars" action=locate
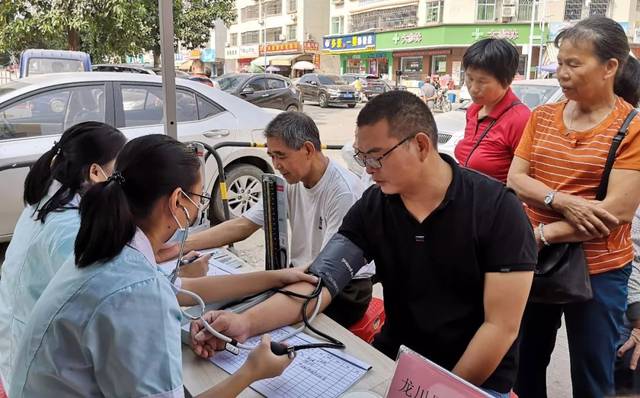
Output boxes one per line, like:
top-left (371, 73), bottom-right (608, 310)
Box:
top-left (287, 0), bottom-right (297, 13)
top-left (589, 0), bottom-right (609, 16)
top-left (564, 0), bottom-right (583, 20)
top-left (241, 5), bottom-right (259, 22)
top-left (331, 16), bottom-right (344, 34)
top-left (265, 27), bottom-right (283, 43)
top-left (230, 33), bottom-right (238, 46)
top-left (477, 0), bottom-right (496, 21)
top-left (350, 5), bottom-right (418, 32)
top-left (264, 1), bottom-right (283, 17)
top-left (287, 25), bottom-right (297, 41)
top-left (241, 31), bottom-right (260, 45)
top-left (517, 0), bottom-right (535, 21)
top-left (425, 1), bottom-right (444, 23)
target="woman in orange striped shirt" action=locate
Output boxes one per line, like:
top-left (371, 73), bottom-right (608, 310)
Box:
top-left (507, 17), bottom-right (640, 398)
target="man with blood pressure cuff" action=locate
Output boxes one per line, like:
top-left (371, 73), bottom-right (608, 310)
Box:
top-left (191, 91), bottom-right (537, 398)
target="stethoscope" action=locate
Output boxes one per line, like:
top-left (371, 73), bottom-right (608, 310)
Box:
top-left (168, 198), bottom-right (344, 357)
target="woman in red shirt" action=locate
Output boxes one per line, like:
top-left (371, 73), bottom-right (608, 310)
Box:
top-left (454, 38), bottom-right (531, 183)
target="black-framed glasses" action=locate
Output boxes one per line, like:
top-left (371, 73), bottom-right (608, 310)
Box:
top-left (353, 134), bottom-right (416, 169)
top-left (185, 191), bottom-right (212, 210)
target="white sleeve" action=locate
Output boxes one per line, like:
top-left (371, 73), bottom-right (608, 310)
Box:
top-left (242, 200), bottom-right (264, 228)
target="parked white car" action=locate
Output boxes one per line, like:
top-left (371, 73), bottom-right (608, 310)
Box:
top-left (341, 79), bottom-right (563, 176)
top-left (0, 72), bottom-right (277, 241)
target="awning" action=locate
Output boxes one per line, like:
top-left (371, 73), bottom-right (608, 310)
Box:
top-left (250, 54), bottom-right (300, 67)
top-left (292, 60), bottom-right (315, 70)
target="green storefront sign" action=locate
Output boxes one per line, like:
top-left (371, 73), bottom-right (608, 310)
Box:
top-left (376, 24), bottom-right (545, 51)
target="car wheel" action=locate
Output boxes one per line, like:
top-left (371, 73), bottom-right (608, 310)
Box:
top-left (319, 93), bottom-right (328, 108)
top-left (347, 103), bottom-right (356, 108)
top-left (286, 104), bottom-right (298, 112)
top-left (210, 164), bottom-right (264, 224)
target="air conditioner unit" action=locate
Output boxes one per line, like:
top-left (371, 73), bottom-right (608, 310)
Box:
top-left (502, 6), bottom-right (516, 18)
top-left (502, 0), bottom-right (516, 6)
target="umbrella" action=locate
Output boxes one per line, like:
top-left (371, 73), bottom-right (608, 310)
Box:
top-left (292, 60), bottom-right (315, 70)
top-left (266, 65), bottom-right (281, 72)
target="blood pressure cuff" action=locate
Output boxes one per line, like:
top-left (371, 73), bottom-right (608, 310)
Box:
top-left (308, 233), bottom-right (368, 298)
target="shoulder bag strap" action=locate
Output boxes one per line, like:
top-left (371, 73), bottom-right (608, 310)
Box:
top-left (464, 101), bottom-right (523, 167)
top-left (595, 108), bottom-right (638, 200)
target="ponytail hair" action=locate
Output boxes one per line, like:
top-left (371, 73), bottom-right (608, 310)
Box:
top-left (75, 134), bottom-right (201, 268)
top-left (554, 16), bottom-right (640, 106)
top-left (23, 121), bottom-right (126, 222)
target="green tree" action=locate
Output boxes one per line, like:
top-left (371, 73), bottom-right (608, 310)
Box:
top-left (0, 0), bottom-right (236, 65)
top-left (0, 0), bottom-right (150, 62)
top-left (143, 0), bottom-right (236, 67)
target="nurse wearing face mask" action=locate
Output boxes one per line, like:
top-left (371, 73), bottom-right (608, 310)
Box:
top-left (10, 134), bottom-right (296, 398)
top-left (0, 122), bottom-right (127, 386)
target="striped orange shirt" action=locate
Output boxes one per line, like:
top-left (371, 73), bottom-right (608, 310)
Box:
top-left (515, 97), bottom-right (640, 274)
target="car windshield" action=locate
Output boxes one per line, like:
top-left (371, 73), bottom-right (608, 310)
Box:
top-left (511, 84), bottom-right (559, 108)
top-left (318, 75), bottom-right (346, 85)
top-left (27, 58), bottom-right (84, 75)
top-left (216, 75), bottom-right (248, 91)
top-left (0, 80), bottom-right (30, 97)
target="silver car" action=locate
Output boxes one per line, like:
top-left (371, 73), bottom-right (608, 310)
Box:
top-left (341, 79), bottom-right (563, 176)
top-left (0, 72), bottom-right (277, 241)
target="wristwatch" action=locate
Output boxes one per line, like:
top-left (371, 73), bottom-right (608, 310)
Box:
top-left (543, 191), bottom-right (556, 209)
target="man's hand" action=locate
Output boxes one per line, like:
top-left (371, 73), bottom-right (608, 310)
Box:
top-left (618, 320), bottom-right (640, 370)
top-left (554, 192), bottom-right (618, 237)
top-left (190, 311), bottom-right (251, 359)
top-left (156, 242), bottom-right (180, 263)
top-left (241, 335), bottom-right (294, 381)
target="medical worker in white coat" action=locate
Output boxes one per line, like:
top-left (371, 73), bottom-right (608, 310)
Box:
top-left (10, 135), bottom-right (299, 398)
top-left (0, 122), bottom-right (127, 385)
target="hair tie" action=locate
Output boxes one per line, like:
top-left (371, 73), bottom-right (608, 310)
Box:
top-left (52, 141), bottom-right (61, 155)
top-left (107, 171), bottom-right (126, 185)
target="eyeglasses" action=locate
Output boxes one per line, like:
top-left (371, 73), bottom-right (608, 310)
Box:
top-left (184, 191), bottom-right (211, 212)
top-left (353, 134), bottom-right (416, 169)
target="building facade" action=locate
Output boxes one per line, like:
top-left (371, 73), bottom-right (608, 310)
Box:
top-left (324, 0), bottom-right (640, 85)
top-left (224, 0), bottom-right (331, 76)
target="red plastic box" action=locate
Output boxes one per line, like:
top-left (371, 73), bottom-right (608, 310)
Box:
top-left (348, 297), bottom-right (386, 343)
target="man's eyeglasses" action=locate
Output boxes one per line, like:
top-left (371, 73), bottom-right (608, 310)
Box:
top-left (353, 134), bottom-right (416, 169)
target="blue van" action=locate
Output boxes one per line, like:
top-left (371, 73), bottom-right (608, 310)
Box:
top-left (19, 49), bottom-right (91, 78)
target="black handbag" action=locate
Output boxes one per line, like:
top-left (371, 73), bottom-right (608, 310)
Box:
top-left (529, 108), bottom-right (638, 304)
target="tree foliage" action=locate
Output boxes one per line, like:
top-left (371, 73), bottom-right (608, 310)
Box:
top-left (0, 0), bottom-right (236, 64)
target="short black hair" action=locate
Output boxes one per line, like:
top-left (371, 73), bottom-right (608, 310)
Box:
top-left (264, 111), bottom-right (321, 151)
top-left (462, 38), bottom-right (519, 87)
top-left (356, 91), bottom-right (438, 149)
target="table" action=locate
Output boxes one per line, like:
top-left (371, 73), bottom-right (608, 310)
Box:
top-left (182, 313), bottom-right (396, 397)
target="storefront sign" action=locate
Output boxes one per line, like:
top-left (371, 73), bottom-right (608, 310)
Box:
top-left (189, 49), bottom-right (201, 59)
top-left (322, 33), bottom-right (376, 52)
top-left (426, 49), bottom-right (451, 56)
top-left (200, 48), bottom-right (216, 62)
top-left (304, 40), bottom-right (319, 52)
top-left (259, 41), bottom-right (301, 55)
top-left (392, 32), bottom-right (424, 45)
top-left (471, 28), bottom-right (519, 40)
top-left (377, 24), bottom-right (545, 50)
top-left (239, 45), bottom-right (260, 58)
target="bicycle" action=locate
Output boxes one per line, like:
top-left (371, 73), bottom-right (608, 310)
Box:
top-left (433, 89), bottom-right (452, 113)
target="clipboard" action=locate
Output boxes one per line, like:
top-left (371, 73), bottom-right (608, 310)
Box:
top-left (385, 345), bottom-right (491, 398)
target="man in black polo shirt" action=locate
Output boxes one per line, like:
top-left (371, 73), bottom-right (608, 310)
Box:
top-left (191, 91), bottom-right (536, 397)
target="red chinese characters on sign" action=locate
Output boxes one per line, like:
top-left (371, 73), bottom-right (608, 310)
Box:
top-left (303, 41), bottom-right (319, 52)
top-left (259, 41), bottom-right (302, 55)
